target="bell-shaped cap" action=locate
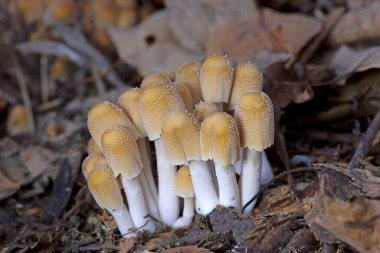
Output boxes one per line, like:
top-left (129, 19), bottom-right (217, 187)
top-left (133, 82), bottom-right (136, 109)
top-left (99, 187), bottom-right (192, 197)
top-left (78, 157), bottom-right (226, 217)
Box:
top-left (176, 62), bottom-right (201, 104)
top-left (117, 88), bottom-right (146, 137)
top-left (87, 138), bottom-right (101, 155)
top-left (193, 101), bottom-right (220, 123)
top-left (235, 91), bottom-right (274, 151)
top-left (139, 84), bottom-right (185, 141)
top-left (175, 166), bottom-right (194, 198)
top-left (140, 73), bottom-right (171, 89)
top-left (101, 125), bottom-right (143, 179)
top-left (170, 82), bottom-right (194, 111)
top-left (82, 153), bottom-right (109, 179)
top-left (87, 166), bottom-right (123, 211)
top-left (161, 110), bottom-right (201, 165)
top-left (228, 62), bottom-right (263, 110)
top-left (87, 101), bottom-right (141, 148)
top-left (200, 55), bottom-right (234, 103)
top-left (200, 112), bottom-right (240, 166)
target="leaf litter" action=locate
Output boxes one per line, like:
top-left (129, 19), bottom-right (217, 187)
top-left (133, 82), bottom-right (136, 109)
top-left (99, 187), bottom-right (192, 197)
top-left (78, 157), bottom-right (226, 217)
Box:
top-left (1, 0), bottom-right (380, 252)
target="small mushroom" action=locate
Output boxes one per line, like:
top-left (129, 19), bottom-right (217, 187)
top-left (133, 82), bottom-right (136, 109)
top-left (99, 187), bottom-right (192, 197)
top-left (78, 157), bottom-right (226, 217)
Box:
top-left (140, 73), bottom-right (171, 89)
top-left (176, 62), bottom-right (202, 104)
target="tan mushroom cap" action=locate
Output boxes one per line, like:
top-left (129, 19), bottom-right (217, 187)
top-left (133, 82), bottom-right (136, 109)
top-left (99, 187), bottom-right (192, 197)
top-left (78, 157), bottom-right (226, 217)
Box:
top-left (87, 101), bottom-right (141, 149)
top-left (200, 55), bottom-right (234, 103)
top-left (139, 84), bottom-right (186, 141)
top-left (87, 166), bottom-right (123, 211)
top-left (140, 73), bottom-right (171, 89)
top-left (200, 112), bottom-right (240, 166)
top-left (228, 62), bottom-right (263, 110)
top-left (87, 138), bottom-right (102, 154)
top-left (176, 62), bottom-right (201, 104)
top-left (235, 91), bottom-right (274, 151)
top-left (82, 153), bottom-right (109, 179)
top-left (117, 88), bottom-right (146, 136)
top-left (170, 82), bottom-right (194, 111)
top-left (175, 166), bottom-right (194, 198)
top-left (193, 101), bottom-right (220, 123)
top-left (161, 110), bottom-right (201, 165)
top-left (101, 125), bottom-right (143, 179)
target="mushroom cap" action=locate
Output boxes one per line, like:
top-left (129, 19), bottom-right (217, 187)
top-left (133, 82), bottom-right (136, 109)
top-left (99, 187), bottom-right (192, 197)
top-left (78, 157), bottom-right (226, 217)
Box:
top-left (200, 55), bottom-right (234, 103)
top-left (193, 101), bottom-right (221, 123)
top-left (87, 138), bottom-right (102, 154)
top-left (176, 62), bottom-right (201, 104)
top-left (175, 166), bottom-right (194, 198)
top-left (170, 82), bottom-right (194, 111)
top-left (235, 91), bottom-right (274, 151)
top-left (228, 62), bottom-right (263, 110)
top-left (87, 101), bottom-right (141, 149)
top-left (139, 84), bottom-right (186, 141)
top-left (161, 110), bottom-right (201, 165)
top-left (87, 165), bottom-right (123, 211)
top-left (101, 125), bottom-right (143, 179)
top-left (6, 104), bottom-right (30, 136)
top-left (140, 73), bottom-right (171, 89)
top-left (82, 153), bottom-right (109, 179)
top-left (200, 112), bottom-right (240, 166)
top-left (117, 88), bottom-right (146, 137)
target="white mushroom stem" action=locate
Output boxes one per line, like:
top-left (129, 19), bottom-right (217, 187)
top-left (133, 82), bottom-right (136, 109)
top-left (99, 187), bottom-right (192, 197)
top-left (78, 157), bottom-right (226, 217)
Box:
top-left (138, 173), bottom-right (160, 220)
top-left (240, 149), bottom-right (261, 215)
top-left (120, 175), bottom-right (156, 232)
top-left (214, 163), bottom-right (240, 208)
top-left (261, 151), bottom-right (274, 185)
top-left (207, 160), bottom-right (219, 195)
top-left (109, 205), bottom-right (136, 238)
top-left (137, 138), bottom-right (158, 201)
top-left (155, 138), bottom-right (179, 226)
top-left (188, 160), bottom-right (219, 215)
top-left (173, 197), bottom-right (194, 228)
top-left (234, 148), bottom-right (244, 175)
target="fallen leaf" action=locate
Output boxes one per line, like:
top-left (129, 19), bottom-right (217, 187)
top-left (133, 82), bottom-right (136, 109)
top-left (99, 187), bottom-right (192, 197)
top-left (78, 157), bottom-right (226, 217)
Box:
top-left (109, 10), bottom-right (202, 76)
top-left (165, 0), bottom-right (256, 53)
top-left (0, 169), bottom-right (20, 200)
top-left (206, 9), bottom-right (322, 59)
top-left (20, 147), bottom-right (54, 178)
top-left (163, 246), bottom-right (213, 253)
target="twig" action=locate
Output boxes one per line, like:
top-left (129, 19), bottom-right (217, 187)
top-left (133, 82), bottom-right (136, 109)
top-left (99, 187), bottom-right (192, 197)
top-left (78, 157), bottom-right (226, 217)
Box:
top-left (241, 165), bottom-right (331, 214)
top-left (347, 110), bottom-right (380, 171)
top-left (40, 55), bottom-right (49, 103)
top-left (11, 55), bottom-right (35, 133)
top-left (322, 243), bottom-right (336, 253)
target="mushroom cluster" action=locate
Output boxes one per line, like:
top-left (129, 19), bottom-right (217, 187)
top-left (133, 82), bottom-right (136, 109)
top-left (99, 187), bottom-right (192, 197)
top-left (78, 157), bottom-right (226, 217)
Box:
top-left (82, 55), bottom-right (274, 238)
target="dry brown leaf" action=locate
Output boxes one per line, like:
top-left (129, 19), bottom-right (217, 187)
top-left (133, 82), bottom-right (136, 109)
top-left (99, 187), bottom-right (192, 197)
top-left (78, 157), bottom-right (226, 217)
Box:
top-left (165, 0), bottom-right (256, 53)
top-left (163, 246), bottom-right (213, 253)
top-left (206, 8), bottom-right (322, 59)
top-left (20, 147), bottom-right (55, 178)
top-left (0, 169), bottom-right (20, 201)
top-left (109, 10), bottom-right (202, 76)
top-left (328, 2), bottom-right (380, 46)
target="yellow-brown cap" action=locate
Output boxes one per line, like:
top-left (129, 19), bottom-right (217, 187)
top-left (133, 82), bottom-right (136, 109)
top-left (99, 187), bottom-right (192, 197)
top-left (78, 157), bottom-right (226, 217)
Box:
top-left (87, 138), bottom-right (102, 154)
top-left (170, 82), bottom-right (194, 111)
top-left (6, 104), bottom-right (31, 136)
top-left (139, 84), bottom-right (186, 141)
top-left (82, 153), bottom-right (109, 179)
top-left (117, 88), bottom-right (146, 137)
top-left (87, 166), bottom-right (123, 211)
top-left (101, 125), bottom-right (143, 179)
top-left (140, 74), bottom-right (171, 89)
top-left (175, 166), bottom-right (194, 198)
top-left (200, 112), bottom-right (240, 166)
top-left (228, 62), bottom-right (263, 110)
top-left (87, 101), bottom-right (141, 148)
top-left (200, 55), bottom-right (234, 103)
top-left (161, 110), bottom-right (201, 165)
top-left (235, 91), bottom-right (274, 151)
top-left (193, 101), bottom-right (221, 123)
top-left (176, 62), bottom-right (201, 104)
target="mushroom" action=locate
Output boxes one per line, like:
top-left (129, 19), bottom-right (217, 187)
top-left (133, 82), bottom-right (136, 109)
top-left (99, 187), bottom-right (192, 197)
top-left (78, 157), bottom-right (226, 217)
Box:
top-left (139, 84), bottom-right (185, 225)
top-left (235, 91), bottom-right (274, 214)
top-left (170, 82), bottom-right (194, 111)
top-left (161, 110), bottom-right (219, 215)
top-left (173, 165), bottom-right (195, 228)
top-left (193, 101), bottom-right (221, 123)
top-left (140, 73), bottom-right (171, 89)
top-left (87, 138), bottom-right (101, 155)
top-left (87, 101), bottom-right (141, 149)
top-left (200, 112), bottom-right (240, 208)
top-left (86, 165), bottom-right (135, 238)
top-left (200, 55), bottom-right (234, 110)
top-left (117, 88), bottom-right (160, 219)
top-left (82, 153), bottom-right (108, 179)
top-left (175, 62), bottom-right (202, 104)
top-left (101, 125), bottom-right (156, 232)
